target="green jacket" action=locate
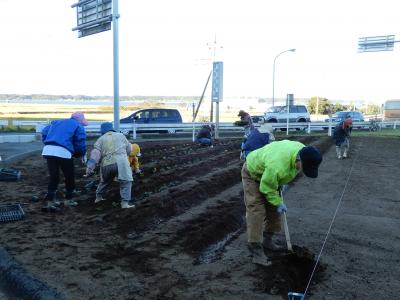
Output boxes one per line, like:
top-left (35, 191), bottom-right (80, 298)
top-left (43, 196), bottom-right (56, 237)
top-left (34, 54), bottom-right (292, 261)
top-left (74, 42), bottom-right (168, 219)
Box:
top-left (245, 140), bottom-right (305, 206)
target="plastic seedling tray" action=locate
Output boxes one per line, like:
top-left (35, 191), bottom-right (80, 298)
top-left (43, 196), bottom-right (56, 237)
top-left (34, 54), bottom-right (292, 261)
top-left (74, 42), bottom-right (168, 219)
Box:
top-left (0, 204), bottom-right (25, 222)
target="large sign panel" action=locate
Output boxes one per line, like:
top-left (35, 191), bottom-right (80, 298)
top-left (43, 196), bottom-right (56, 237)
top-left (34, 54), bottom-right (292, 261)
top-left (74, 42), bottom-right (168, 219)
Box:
top-left (211, 61), bottom-right (224, 102)
top-left (358, 35), bottom-right (395, 52)
top-left (72, 0), bottom-right (112, 38)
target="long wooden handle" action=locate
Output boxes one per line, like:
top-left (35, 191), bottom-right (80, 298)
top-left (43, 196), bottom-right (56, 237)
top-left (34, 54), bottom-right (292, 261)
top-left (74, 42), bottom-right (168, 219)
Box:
top-left (283, 211), bottom-right (293, 252)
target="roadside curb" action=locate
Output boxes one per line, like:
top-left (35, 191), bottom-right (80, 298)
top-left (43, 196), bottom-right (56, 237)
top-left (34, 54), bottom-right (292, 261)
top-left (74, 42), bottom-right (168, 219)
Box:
top-left (0, 246), bottom-right (65, 300)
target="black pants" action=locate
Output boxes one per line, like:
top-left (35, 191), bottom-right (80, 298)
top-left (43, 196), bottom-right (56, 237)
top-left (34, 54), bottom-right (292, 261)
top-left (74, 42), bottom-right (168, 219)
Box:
top-left (44, 156), bottom-right (75, 197)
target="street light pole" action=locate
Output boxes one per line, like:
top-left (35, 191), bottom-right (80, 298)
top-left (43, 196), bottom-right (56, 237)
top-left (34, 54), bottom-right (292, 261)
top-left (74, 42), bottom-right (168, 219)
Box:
top-left (272, 48), bottom-right (296, 107)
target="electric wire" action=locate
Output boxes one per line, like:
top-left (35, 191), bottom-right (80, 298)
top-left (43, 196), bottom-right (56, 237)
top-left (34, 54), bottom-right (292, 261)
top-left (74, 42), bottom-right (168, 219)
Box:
top-left (302, 142), bottom-right (360, 298)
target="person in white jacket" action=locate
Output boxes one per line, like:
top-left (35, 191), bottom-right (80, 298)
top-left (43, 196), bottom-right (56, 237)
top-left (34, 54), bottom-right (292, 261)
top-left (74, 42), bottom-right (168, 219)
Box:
top-left (86, 122), bottom-right (135, 209)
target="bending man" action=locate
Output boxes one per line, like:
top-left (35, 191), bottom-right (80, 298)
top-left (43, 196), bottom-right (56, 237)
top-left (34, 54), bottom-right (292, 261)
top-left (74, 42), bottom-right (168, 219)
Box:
top-left (241, 140), bottom-right (322, 266)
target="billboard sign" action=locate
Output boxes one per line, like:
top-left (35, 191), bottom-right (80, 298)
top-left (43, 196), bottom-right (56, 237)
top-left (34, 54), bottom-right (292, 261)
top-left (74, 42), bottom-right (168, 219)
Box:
top-left (211, 61), bottom-right (223, 102)
top-left (358, 35), bottom-right (395, 52)
top-left (72, 0), bottom-right (112, 38)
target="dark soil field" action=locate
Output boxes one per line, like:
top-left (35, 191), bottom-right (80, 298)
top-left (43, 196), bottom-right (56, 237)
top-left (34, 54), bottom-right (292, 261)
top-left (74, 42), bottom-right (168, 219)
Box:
top-left (0, 135), bottom-right (399, 299)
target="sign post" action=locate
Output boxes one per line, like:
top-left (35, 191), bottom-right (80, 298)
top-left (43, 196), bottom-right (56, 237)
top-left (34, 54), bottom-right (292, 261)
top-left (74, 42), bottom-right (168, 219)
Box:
top-left (211, 61), bottom-right (223, 139)
top-left (72, 0), bottom-right (121, 132)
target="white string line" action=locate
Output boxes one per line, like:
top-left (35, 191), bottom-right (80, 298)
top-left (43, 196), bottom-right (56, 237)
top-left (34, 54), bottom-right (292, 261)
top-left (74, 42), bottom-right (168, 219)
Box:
top-left (303, 141), bottom-right (362, 298)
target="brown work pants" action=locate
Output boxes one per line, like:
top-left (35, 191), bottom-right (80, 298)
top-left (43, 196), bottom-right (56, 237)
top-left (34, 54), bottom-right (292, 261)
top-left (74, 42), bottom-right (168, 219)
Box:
top-left (241, 163), bottom-right (281, 243)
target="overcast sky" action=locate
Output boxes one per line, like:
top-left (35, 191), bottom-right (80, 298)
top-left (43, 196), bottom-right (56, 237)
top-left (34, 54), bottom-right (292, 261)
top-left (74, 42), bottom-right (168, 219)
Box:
top-left (0, 0), bottom-right (399, 104)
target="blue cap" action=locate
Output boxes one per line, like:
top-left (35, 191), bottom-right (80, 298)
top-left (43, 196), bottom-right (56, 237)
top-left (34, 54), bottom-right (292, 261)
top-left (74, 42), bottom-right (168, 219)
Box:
top-left (100, 122), bottom-right (114, 135)
top-left (299, 146), bottom-right (322, 178)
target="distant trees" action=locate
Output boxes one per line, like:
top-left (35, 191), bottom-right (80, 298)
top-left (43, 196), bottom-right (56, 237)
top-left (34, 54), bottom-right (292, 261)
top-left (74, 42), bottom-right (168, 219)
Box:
top-left (307, 97), bottom-right (370, 115)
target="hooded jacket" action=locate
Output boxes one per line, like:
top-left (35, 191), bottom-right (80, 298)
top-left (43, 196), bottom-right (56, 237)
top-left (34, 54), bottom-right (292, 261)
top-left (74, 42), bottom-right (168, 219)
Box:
top-left (128, 144), bottom-right (141, 172)
top-left (245, 140), bottom-right (304, 206)
top-left (42, 118), bottom-right (86, 155)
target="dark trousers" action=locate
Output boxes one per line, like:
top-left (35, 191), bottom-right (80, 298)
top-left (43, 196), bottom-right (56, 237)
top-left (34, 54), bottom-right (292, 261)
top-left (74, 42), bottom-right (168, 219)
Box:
top-left (44, 156), bottom-right (75, 197)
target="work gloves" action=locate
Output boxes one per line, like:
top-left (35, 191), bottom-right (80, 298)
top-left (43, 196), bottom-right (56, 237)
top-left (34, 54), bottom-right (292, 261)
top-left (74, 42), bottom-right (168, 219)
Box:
top-left (277, 203), bottom-right (287, 214)
top-left (134, 169), bottom-right (144, 177)
top-left (85, 159), bottom-right (96, 177)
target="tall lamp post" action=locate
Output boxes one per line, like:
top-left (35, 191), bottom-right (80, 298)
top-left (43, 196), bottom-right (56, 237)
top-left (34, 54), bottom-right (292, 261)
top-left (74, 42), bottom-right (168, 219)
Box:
top-left (272, 48), bottom-right (296, 107)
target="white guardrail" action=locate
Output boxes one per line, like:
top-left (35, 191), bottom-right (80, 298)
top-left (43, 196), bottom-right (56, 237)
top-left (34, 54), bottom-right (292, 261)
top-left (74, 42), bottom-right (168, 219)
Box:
top-left (1, 120), bottom-right (399, 140)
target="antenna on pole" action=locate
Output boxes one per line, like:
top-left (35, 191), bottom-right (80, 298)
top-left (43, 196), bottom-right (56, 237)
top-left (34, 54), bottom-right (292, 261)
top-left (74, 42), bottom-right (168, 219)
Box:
top-left (206, 34), bottom-right (223, 122)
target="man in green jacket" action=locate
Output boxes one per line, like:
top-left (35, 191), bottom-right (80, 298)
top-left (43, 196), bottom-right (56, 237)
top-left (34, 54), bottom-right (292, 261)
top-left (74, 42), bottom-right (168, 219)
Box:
top-left (241, 140), bottom-right (322, 266)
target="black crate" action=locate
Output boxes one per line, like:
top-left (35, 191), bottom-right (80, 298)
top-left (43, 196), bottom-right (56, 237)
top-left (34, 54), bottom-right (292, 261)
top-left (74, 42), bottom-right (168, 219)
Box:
top-left (0, 168), bottom-right (22, 181)
top-left (0, 204), bottom-right (25, 222)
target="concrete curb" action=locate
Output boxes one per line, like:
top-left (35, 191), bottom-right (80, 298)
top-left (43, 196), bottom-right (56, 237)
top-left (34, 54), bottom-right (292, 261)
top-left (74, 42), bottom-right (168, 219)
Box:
top-left (0, 246), bottom-right (65, 300)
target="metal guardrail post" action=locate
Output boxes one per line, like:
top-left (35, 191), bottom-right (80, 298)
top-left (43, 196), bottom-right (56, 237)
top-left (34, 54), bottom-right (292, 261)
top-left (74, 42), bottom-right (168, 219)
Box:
top-left (192, 123), bottom-right (196, 142)
top-left (307, 122), bottom-right (311, 134)
top-left (132, 120), bottom-right (137, 140)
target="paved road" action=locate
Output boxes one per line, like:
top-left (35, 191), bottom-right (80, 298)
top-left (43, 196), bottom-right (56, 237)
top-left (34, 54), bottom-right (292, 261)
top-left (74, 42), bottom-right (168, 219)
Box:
top-left (0, 141), bottom-right (43, 166)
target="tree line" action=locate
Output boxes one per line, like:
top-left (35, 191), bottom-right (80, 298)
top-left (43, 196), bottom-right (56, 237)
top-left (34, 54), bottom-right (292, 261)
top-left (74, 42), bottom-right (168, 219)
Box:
top-left (307, 97), bottom-right (381, 115)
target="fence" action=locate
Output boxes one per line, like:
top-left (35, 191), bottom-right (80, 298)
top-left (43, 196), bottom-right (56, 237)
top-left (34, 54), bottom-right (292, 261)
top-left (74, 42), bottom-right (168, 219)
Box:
top-left (1, 120), bottom-right (398, 141)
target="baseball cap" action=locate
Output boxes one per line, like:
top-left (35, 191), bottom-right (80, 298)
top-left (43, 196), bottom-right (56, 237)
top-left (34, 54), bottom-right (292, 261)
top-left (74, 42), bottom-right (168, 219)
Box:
top-left (71, 112), bottom-right (88, 126)
top-left (299, 146), bottom-right (322, 178)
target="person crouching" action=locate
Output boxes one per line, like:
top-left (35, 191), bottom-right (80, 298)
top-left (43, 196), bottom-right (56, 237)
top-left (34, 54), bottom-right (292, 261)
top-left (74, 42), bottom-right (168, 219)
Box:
top-left (86, 122), bottom-right (135, 209)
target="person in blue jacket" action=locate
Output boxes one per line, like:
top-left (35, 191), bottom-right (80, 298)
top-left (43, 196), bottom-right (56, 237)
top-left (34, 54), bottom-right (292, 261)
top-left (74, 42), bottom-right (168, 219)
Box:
top-left (196, 124), bottom-right (214, 147)
top-left (41, 112), bottom-right (88, 211)
top-left (240, 124), bottom-right (275, 160)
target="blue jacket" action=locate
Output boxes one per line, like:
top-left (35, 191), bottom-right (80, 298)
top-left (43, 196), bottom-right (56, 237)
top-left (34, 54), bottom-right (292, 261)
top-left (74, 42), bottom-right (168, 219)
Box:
top-left (42, 118), bottom-right (86, 155)
top-left (197, 126), bottom-right (212, 139)
top-left (242, 129), bottom-right (270, 157)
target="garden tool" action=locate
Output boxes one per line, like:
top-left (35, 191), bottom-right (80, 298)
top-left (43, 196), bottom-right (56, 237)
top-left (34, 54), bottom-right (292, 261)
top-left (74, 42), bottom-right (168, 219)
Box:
top-left (279, 187), bottom-right (293, 252)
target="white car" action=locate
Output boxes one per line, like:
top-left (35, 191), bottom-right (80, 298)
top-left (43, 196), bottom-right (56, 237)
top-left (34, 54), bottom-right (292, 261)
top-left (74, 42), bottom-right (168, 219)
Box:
top-left (264, 105), bottom-right (311, 123)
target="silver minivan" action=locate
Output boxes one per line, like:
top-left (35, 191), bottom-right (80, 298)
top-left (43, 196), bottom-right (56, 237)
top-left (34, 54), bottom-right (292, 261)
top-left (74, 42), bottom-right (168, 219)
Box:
top-left (264, 105), bottom-right (311, 123)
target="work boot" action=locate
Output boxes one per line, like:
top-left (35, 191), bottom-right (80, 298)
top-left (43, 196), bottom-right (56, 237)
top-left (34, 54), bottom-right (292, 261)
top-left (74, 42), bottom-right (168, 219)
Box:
top-left (121, 201), bottom-right (136, 209)
top-left (343, 151), bottom-right (348, 158)
top-left (41, 200), bottom-right (61, 213)
top-left (248, 242), bottom-right (272, 267)
top-left (63, 200), bottom-right (78, 207)
top-left (336, 146), bottom-right (342, 159)
top-left (263, 232), bottom-right (284, 251)
top-left (95, 194), bottom-right (106, 204)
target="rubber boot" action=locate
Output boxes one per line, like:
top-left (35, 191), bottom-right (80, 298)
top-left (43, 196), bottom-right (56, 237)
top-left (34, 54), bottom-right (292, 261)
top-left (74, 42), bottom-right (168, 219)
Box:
top-left (343, 148), bottom-right (348, 158)
top-left (95, 194), bottom-right (106, 204)
top-left (263, 232), bottom-right (284, 251)
top-left (64, 190), bottom-right (78, 207)
top-left (41, 193), bottom-right (61, 212)
top-left (248, 242), bottom-right (272, 267)
top-left (336, 146), bottom-right (342, 159)
top-left (121, 201), bottom-right (136, 209)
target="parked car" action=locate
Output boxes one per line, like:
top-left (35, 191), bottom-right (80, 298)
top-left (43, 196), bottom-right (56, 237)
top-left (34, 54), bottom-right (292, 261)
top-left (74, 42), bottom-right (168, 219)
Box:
top-left (324, 111), bottom-right (365, 123)
top-left (251, 115), bottom-right (265, 124)
top-left (324, 111), bottom-right (365, 129)
top-left (120, 108), bottom-right (182, 124)
top-left (120, 108), bottom-right (183, 134)
top-left (264, 105), bottom-right (310, 130)
top-left (264, 105), bottom-right (310, 123)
